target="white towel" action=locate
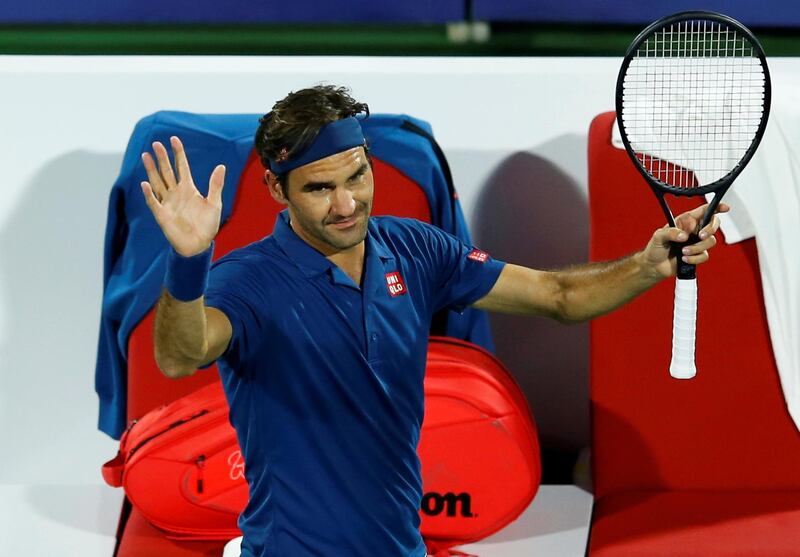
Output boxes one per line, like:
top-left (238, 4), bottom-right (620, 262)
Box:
top-left (612, 96), bottom-right (800, 432)
top-left (718, 94), bottom-right (800, 431)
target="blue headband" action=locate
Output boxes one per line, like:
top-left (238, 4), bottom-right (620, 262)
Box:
top-left (268, 116), bottom-right (366, 174)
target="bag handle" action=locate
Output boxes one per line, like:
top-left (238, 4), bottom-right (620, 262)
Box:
top-left (102, 418), bottom-right (139, 487)
top-left (102, 451), bottom-right (125, 487)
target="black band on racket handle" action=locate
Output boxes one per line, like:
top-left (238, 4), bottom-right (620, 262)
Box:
top-left (675, 233), bottom-right (700, 280)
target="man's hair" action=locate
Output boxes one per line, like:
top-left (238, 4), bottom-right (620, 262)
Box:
top-left (255, 85), bottom-right (369, 188)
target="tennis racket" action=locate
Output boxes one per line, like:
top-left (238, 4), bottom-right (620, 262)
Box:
top-left (615, 11), bottom-right (771, 379)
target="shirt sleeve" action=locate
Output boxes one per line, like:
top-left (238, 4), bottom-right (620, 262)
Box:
top-left (200, 256), bottom-right (260, 374)
top-left (413, 221), bottom-right (506, 314)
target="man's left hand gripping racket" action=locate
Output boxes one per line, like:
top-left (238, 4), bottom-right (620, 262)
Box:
top-left (615, 11), bottom-right (771, 379)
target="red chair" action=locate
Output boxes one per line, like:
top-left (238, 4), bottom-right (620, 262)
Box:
top-left (117, 149), bottom-right (433, 557)
top-left (587, 111), bottom-right (800, 556)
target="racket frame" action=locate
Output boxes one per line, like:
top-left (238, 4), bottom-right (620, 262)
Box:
top-left (615, 10), bottom-right (771, 230)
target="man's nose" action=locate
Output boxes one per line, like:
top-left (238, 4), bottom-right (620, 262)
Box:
top-left (330, 187), bottom-right (356, 217)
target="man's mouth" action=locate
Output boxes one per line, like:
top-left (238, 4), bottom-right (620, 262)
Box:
top-left (328, 216), bottom-right (358, 229)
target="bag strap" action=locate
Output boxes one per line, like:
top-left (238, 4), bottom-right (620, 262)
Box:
top-left (102, 451), bottom-right (125, 487)
top-left (102, 417), bottom-right (138, 487)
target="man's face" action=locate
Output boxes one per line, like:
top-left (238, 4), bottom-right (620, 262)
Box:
top-left (280, 146), bottom-right (374, 256)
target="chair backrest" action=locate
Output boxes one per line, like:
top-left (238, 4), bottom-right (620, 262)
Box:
top-left (588, 111), bottom-right (800, 498)
top-left (127, 148), bottom-right (433, 421)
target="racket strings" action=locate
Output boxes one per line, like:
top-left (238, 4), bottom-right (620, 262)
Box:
top-left (620, 18), bottom-right (767, 190)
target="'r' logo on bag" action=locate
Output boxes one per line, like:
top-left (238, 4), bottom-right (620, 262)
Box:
top-left (228, 450), bottom-right (245, 481)
top-left (385, 272), bottom-right (407, 297)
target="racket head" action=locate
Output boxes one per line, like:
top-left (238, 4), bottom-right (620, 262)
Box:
top-left (616, 11), bottom-right (771, 198)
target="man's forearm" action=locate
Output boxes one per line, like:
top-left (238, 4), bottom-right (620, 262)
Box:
top-left (153, 288), bottom-right (209, 377)
top-left (476, 212), bottom-right (719, 322)
top-left (554, 251), bottom-right (663, 323)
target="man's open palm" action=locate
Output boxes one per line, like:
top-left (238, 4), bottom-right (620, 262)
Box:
top-left (140, 136), bottom-right (226, 257)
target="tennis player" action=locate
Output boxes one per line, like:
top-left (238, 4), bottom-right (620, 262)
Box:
top-left (140, 85), bottom-right (725, 557)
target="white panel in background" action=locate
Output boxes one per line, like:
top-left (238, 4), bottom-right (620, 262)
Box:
top-left (1, 55), bottom-right (798, 484)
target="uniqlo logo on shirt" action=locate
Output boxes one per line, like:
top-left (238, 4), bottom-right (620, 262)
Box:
top-left (467, 249), bottom-right (489, 263)
top-left (385, 272), bottom-right (407, 297)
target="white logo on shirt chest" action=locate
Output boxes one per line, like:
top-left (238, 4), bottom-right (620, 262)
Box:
top-left (384, 272), bottom-right (407, 297)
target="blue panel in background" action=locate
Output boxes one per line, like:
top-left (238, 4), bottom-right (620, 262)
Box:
top-left (0, 0), bottom-right (464, 24)
top-left (473, 0), bottom-right (800, 28)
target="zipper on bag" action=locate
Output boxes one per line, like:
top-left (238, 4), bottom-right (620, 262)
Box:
top-left (127, 409), bottom-right (210, 460)
top-left (196, 454), bottom-right (206, 494)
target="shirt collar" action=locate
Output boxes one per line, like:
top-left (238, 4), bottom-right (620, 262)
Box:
top-left (366, 217), bottom-right (394, 262)
top-left (272, 210), bottom-right (394, 278)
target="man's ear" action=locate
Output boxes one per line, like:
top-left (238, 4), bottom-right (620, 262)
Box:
top-left (264, 170), bottom-right (288, 205)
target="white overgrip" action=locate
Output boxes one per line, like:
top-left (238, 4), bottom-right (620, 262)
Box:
top-left (670, 277), bottom-right (698, 379)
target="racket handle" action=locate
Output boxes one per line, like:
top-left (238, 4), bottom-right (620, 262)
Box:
top-left (669, 277), bottom-right (697, 379)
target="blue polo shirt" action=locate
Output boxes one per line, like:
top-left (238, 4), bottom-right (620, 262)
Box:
top-left (204, 210), bottom-right (505, 557)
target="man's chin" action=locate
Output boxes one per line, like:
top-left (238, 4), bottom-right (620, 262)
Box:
top-left (324, 223), bottom-right (368, 250)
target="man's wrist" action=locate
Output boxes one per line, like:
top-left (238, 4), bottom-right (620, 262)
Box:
top-left (164, 242), bottom-right (215, 302)
top-left (633, 250), bottom-right (666, 284)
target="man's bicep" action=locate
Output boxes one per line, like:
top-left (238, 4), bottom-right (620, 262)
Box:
top-left (201, 306), bottom-right (233, 367)
top-left (471, 263), bottom-right (561, 318)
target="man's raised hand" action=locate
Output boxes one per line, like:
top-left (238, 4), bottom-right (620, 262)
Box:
top-left (641, 202), bottom-right (730, 279)
top-left (140, 136), bottom-right (226, 257)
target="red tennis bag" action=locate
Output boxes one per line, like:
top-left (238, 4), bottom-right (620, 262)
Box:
top-left (102, 337), bottom-right (541, 550)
